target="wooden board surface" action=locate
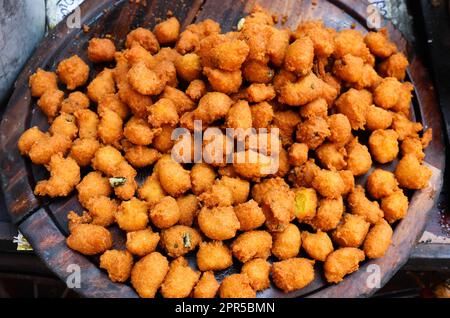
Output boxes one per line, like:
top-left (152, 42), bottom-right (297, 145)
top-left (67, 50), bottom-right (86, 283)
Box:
top-left (0, 0), bottom-right (445, 298)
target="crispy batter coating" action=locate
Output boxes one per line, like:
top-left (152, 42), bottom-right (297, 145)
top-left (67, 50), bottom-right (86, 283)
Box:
top-left (225, 100), bottom-right (252, 130)
top-left (37, 89), bottom-right (64, 120)
top-left (251, 101), bottom-right (274, 128)
top-left (29, 68), bottom-right (58, 97)
top-left (284, 37), bottom-right (314, 76)
top-left (324, 247), bottom-right (365, 283)
top-left (126, 27), bottom-right (160, 54)
top-left (327, 113), bottom-right (352, 147)
top-left (49, 112), bottom-right (78, 140)
top-left (198, 206), bottom-right (240, 240)
top-left (243, 60), bottom-right (275, 83)
top-left (126, 228), bottom-right (160, 256)
top-left (272, 223), bottom-right (301, 260)
top-left (174, 53), bottom-right (201, 82)
top-left (378, 52), bottom-right (409, 80)
top-left (348, 186), bottom-right (383, 224)
top-left (364, 29), bottom-right (397, 58)
top-left (260, 186), bottom-right (295, 232)
top-left (300, 98), bottom-right (328, 119)
top-left (154, 17), bottom-right (181, 45)
top-left (88, 38), bottom-right (116, 63)
top-left (138, 173), bottom-right (166, 206)
top-left (295, 20), bottom-right (335, 57)
top-left (296, 116), bottom-right (330, 150)
top-left (234, 200), bottom-right (266, 231)
top-left (332, 214), bottom-right (370, 248)
top-left (312, 169), bottom-right (345, 198)
top-left (74, 109), bottom-right (99, 139)
top-left (368, 129), bottom-right (399, 164)
top-left (203, 67), bottom-right (242, 94)
top-left (272, 258), bottom-right (315, 292)
top-left (127, 62), bottom-right (165, 96)
top-left (61, 91), bottom-right (90, 114)
top-left (160, 225), bottom-right (202, 258)
top-left (392, 113), bottom-right (423, 141)
top-left (97, 93), bottom-right (130, 120)
top-left (288, 143), bottom-right (308, 166)
top-left (339, 170), bottom-right (355, 196)
top-left (309, 197), bottom-right (344, 232)
top-left (157, 158), bottom-right (191, 197)
top-left (273, 110), bottom-right (301, 147)
top-left (197, 241), bottom-right (233, 271)
top-left (98, 108), bottom-right (123, 146)
top-left (150, 196), bottom-right (180, 229)
top-left (363, 219), bottom-right (393, 259)
top-left (290, 159), bottom-right (321, 188)
top-left (333, 29), bottom-right (374, 65)
top-left (395, 154), bottom-right (432, 189)
top-left (302, 231), bottom-right (334, 261)
top-left (345, 138), bottom-right (372, 176)
top-left (190, 163), bottom-right (216, 195)
top-left (186, 79), bottom-right (206, 101)
top-left (219, 274), bottom-right (256, 298)
top-left (381, 189), bottom-right (409, 224)
top-left (348, 185), bottom-right (384, 224)
top-left (88, 69), bottom-right (116, 103)
top-left (175, 194), bottom-right (199, 226)
top-left (115, 198), bottom-right (149, 232)
top-left (241, 258), bottom-right (271, 291)
top-left (117, 81), bottom-right (153, 118)
top-left (124, 116), bottom-right (160, 145)
top-left (84, 195), bottom-right (117, 227)
top-left (316, 143), bottom-right (347, 171)
top-left (279, 73), bottom-right (337, 107)
top-left (34, 154), bottom-right (80, 197)
top-left (131, 252), bottom-right (169, 298)
top-left (193, 272), bottom-right (220, 298)
top-left (335, 88), bottom-right (370, 130)
top-left (18, 127), bottom-right (46, 155)
top-left (231, 230), bottom-right (272, 263)
top-left (99, 250), bottom-right (133, 282)
top-left (210, 39), bottom-right (249, 71)
top-left (57, 55), bottom-right (90, 90)
top-left (66, 223), bottom-right (112, 255)
top-left (367, 169), bottom-right (399, 199)
top-left (124, 145), bottom-right (161, 168)
top-left (76, 171), bottom-right (112, 207)
top-left (365, 104), bottom-right (393, 131)
top-left (401, 137), bottom-right (425, 162)
top-left (160, 257), bottom-right (201, 298)
top-left (148, 98), bottom-right (179, 128)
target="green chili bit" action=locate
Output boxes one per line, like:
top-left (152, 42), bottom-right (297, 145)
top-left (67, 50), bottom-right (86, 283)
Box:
top-left (109, 177), bottom-right (127, 188)
top-left (183, 233), bottom-right (191, 248)
top-left (294, 192), bottom-right (307, 218)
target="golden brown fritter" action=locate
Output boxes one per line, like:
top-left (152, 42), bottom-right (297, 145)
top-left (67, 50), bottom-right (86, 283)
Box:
top-left (131, 252), bottom-right (169, 298)
top-left (160, 225), bottom-right (202, 258)
top-left (324, 247), bottom-right (365, 283)
top-left (99, 250), bottom-right (133, 283)
top-left (302, 231), bottom-right (334, 261)
top-left (219, 274), bottom-right (256, 298)
top-left (160, 257), bottom-right (200, 298)
top-left (272, 258), bottom-right (315, 292)
top-left (34, 154), bottom-right (80, 197)
top-left (197, 241), bottom-right (233, 271)
top-left (126, 228), bottom-right (160, 257)
top-left (363, 219), bottom-right (393, 259)
top-left (66, 223), bottom-right (112, 255)
top-left (395, 154), bottom-right (431, 189)
top-left (241, 258), bottom-right (271, 291)
top-left (348, 185), bottom-right (384, 224)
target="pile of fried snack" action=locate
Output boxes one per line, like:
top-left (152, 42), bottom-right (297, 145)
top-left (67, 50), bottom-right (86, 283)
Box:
top-left (18, 5), bottom-right (433, 298)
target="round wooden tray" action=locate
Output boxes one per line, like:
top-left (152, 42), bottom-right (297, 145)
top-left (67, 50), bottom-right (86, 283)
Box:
top-left (0, 0), bottom-right (445, 298)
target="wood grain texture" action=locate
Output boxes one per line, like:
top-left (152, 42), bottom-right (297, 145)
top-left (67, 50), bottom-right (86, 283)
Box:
top-left (0, 0), bottom-right (445, 298)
